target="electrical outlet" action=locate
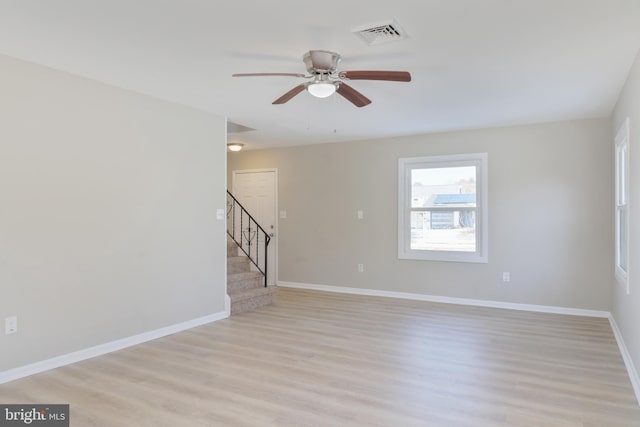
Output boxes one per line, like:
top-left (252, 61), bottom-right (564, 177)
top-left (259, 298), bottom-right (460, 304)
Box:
top-left (216, 208), bottom-right (225, 220)
top-left (5, 316), bottom-right (17, 335)
top-left (358, 264), bottom-right (364, 273)
top-left (357, 210), bottom-right (364, 220)
top-left (502, 272), bottom-right (511, 282)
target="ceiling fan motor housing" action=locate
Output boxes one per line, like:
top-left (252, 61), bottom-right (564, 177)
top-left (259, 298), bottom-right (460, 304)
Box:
top-left (303, 50), bottom-right (341, 74)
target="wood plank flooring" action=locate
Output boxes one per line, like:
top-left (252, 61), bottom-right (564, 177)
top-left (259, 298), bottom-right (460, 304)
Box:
top-left (1, 288), bottom-right (639, 426)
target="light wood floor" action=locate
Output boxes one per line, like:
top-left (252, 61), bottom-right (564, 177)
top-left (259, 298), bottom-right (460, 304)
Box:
top-left (1, 288), bottom-right (639, 426)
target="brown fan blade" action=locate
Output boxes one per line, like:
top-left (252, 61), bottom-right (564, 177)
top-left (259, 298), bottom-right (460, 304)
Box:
top-left (341, 70), bottom-right (411, 82)
top-left (272, 84), bottom-right (306, 104)
top-left (336, 83), bottom-right (371, 108)
top-left (232, 73), bottom-right (307, 78)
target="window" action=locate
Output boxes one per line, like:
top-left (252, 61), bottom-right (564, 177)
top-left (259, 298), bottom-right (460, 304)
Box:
top-left (398, 153), bottom-right (488, 263)
top-left (615, 118), bottom-right (629, 292)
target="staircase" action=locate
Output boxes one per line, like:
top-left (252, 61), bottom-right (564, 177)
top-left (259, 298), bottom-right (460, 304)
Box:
top-left (227, 238), bottom-right (278, 314)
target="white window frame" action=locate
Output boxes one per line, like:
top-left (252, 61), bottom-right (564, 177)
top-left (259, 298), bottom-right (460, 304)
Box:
top-left (615, 118), bottom-right (630, 293)
top-left (398, 153), bottom-right (488, 263)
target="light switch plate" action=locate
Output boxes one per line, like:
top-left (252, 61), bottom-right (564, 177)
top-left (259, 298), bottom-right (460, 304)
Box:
top-left (5, 316), bottom-right (17, 335)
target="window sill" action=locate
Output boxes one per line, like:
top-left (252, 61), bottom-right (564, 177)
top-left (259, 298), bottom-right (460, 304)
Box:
top-left (398, 250), bottom-right (488, 264)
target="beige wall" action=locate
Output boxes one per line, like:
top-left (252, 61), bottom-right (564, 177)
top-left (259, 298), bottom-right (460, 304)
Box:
top-left (229, 118), bottom-right (612, 310)
top-left (612, 49), bottom-right (640, 381)
top-left (0, 55), bottom-right (227, 372)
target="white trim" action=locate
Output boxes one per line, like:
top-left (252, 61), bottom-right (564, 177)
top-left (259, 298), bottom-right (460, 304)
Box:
top-left (615, 118), bottom-right (630, 293)
top-left (278, 281), bottom-right (610, 318)
top-left (0, 311), bottom-right (228, 385)
top-left (398, 153), bottom-right (488, 263)
top-left (609, 314), bottom-right (640, 406)
top-left (224, 294), bottom-right (231, 317)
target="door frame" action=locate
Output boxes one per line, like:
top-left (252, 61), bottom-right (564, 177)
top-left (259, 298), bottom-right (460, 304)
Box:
top-left (231, 168), bottom-right (278, 285)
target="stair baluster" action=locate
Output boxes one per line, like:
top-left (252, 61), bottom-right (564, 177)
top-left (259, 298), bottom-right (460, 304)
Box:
top-left (226, 190), bottom-right (270, 287)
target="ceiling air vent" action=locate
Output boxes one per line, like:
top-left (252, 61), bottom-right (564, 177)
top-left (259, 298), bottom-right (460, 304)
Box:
top-left (354, 20), bottom-right (407, 46)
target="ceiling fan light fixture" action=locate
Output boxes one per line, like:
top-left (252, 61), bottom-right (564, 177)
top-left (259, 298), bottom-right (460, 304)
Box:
top-left (227, 142), bottom-right (244, 152)
top-left (307, 81), bottom-right (337, 98)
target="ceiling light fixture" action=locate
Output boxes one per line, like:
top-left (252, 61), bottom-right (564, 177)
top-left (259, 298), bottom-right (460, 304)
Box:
top-left (227, 143), bottom-right (244, 152)
top-left (307, 81), bottom-right (337, 98)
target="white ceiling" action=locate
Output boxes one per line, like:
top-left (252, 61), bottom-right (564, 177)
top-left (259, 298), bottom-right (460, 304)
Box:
top-left (1, 0), bottom-right (639, 149)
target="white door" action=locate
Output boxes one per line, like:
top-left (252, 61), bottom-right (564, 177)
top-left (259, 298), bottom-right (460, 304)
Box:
top-left (232, 169), bottom-right (277, 285)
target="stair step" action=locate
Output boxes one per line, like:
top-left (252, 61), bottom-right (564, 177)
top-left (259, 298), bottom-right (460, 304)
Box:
top-left (227, 242), bottom-right (240, 257)
top-left (228, 271), bottom-right (264, 281)
top-left (227, 255), bottom-right (250, 274)
top-left (228, 271), bottom-right (264, 292)
top-left (227, 235), bottom-right (274, 315)
top-left (230, 286), bottom-right (278, 315)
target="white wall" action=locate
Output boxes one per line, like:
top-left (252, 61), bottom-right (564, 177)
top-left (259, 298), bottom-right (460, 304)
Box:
top-left (0, 54), bottom-right (227, 372)
top-left (612, 49), bottom-right (640, 385)
top-left (228, 118), bottom-right (612, 310)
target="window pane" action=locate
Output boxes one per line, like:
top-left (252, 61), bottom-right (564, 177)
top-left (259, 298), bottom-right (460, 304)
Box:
top-left (410, 210), bottom-right (476, 251)
top-left (410, 165), bottom-right (477, 252)
top-left (411, 166), bottom-right (476, 208)
top-left (617, 145), bottom-right (628, 205)
top-left (619, 209), bottom-right (628, 272)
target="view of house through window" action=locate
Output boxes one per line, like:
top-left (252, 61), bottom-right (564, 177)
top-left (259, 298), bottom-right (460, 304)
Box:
top-left (410, 166), bottom-right (477, 252)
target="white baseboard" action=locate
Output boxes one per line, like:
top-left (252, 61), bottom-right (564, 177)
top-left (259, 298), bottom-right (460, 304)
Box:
top-left (0, 310), bottom-right (229, 385)
top-left (277, 281), bottom-right (610, 318)
top-left (225, 293), bottom-right (231, 317)
top-left (609, 315), bottom-right (640, 406)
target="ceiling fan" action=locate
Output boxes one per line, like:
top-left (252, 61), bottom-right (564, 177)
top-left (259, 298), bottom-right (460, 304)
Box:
top-left (232, 50), bottom-right (411, 108)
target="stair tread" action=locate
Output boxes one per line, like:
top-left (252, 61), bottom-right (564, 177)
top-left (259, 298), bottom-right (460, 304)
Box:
top-left (228, 271), bottom-right (264, 281)
top-left (229, 286), bottom-right (278, 300)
